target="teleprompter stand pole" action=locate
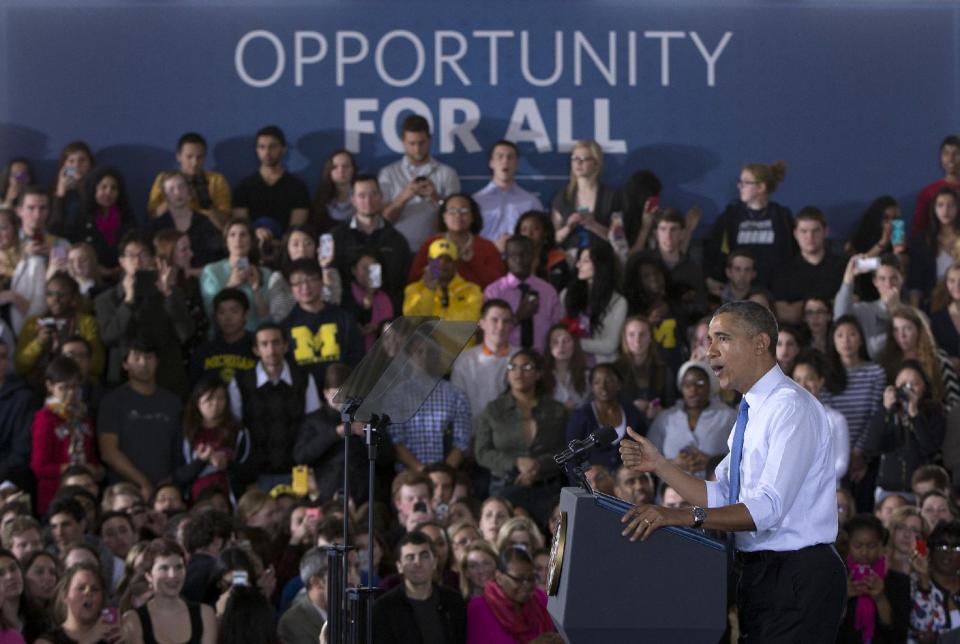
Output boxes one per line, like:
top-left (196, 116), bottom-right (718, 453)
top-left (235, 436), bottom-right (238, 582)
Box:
top-left (344, 413), bottom-right (389, 644)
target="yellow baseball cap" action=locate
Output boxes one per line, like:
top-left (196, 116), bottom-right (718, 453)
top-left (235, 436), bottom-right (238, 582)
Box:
top-left (428, 238), bottom-right (458, 261)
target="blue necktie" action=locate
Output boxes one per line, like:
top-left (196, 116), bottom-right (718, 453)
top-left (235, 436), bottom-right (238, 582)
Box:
top-left (727, 398), bottom-right (750, 505)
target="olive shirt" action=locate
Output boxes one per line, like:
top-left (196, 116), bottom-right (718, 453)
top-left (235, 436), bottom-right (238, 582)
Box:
top-left (474, 392), bottom-right (568, 481)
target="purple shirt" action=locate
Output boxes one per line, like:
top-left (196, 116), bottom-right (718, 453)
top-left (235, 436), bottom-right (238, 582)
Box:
top-left (466, 589), bottom-right (554, 644)
top-left (484, 273), bottom-right (561, 353)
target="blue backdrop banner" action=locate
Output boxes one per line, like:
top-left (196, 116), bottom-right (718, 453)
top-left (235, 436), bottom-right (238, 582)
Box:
top-left (0, 0), bottom-right (956, 236)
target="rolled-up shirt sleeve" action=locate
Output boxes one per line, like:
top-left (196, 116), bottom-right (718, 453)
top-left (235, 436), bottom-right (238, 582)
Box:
top-left (705, 452), bottom-right (731, 509)
top-left (735, 400), bottom-right (820, 533)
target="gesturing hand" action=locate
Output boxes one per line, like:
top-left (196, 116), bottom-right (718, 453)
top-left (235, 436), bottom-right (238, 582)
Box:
top-left (618, 427), bottom-right (664, 474)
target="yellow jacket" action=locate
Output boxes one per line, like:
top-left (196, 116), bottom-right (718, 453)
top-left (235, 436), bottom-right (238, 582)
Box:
top-left (147, 170), bottom-right (231, 221)
top-left (15, 313), bottom-right (106, 381)
top-left (403, 274), bottom-right (483, 321)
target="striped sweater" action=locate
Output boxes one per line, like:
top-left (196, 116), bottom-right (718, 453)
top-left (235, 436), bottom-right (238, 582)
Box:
top-left (820, 362), bottom-right (887, 451)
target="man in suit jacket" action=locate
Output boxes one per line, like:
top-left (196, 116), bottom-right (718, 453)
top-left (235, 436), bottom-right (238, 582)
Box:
top-left (278, 546), bottom-right (328, 644)
top-left (372, 531), bottom-right (466, 644)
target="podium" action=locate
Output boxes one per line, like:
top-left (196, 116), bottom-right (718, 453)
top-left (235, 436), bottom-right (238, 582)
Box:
top-left (547, 487), bottom-right (727, 643)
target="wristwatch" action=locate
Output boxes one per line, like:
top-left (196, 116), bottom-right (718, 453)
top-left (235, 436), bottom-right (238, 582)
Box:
top-left (691, 506), bottom-right (706, 529)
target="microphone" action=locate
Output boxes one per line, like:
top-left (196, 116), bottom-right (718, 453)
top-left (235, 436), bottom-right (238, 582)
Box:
top-left (554, 425), bottom-right (619, 466)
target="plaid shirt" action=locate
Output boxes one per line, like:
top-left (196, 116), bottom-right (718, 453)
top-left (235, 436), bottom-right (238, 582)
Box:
top-left (389, 379), bottom-right (472, 469)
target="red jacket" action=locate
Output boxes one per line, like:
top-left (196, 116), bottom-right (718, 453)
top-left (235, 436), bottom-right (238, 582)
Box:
top-left (408, 234), bottom-right (505, 288)
top-left (30, 406), bottom-right (98, 515)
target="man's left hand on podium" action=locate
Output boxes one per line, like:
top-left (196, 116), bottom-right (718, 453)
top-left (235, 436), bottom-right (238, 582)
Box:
top-left (621, 504), bottom-right (691, 542)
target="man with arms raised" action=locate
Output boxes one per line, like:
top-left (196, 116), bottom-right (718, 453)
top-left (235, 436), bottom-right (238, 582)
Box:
top-left (620, 301), bottom-right (845, 642)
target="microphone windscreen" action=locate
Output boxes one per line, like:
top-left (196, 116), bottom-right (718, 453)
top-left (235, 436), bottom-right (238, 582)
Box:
top-left (594, 425), bottom-right (619, 446)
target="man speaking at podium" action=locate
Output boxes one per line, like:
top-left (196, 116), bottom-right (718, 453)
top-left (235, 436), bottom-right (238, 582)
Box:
top-left (620, 301), bottom-right (845, 642)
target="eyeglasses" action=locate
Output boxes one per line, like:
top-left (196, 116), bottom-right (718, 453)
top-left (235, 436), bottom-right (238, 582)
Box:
top-left (933, 544), bottom-right (960, 553)
top-left (502, 571), bottom-right (536, 586)
top-left (466, 560), bottom-right (495, 570)
top-left (895, 525), bottom-right (923, 536)
top-left (571, 156), bottom-right (595, 164)
top-left (289, 276), bottom-right (322, 288)
top-left (682, 379), bottom-right (708, 387)
top-left (506, 363), bottom-right (536, 372)
top-left (444, 207), bottom-right (471, 216)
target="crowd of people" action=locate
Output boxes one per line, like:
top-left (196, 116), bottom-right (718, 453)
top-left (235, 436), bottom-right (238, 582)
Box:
top-left (1, 117), bottom-right (960, 643)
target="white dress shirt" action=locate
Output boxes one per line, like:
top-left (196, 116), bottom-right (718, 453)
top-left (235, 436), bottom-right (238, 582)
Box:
top-left (228, 360), bottom-right (321, 420)
top-left (824, 403), bottom-right (850, 483)
top-left (705, 365), bottom-right (838, 552)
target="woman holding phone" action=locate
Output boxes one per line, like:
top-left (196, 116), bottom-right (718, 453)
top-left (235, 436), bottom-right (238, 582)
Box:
top-left (266, 225), bottom-right (342, 322)
top-left (615, 315), bottom-right (674, 419)
top-left (154, 229), bottom-right (208, 360)
top-left (200, 217), bottom-right (274, 331)
top-left (844, 196), bottom-right (907, 301)
top-left (340, 249), bottom-right (393, 350)
top-left (36, 562), bottom-right (122, 644)
top-left (551, 140), bottom-right (621, 251)
top-left (0, 158), bottom-right (34, 209)
top-left (49, 142), bottom-right (95, 237)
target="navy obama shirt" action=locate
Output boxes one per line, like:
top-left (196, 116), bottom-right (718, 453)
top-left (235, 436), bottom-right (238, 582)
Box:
top-left (232, 171), bottom-right (310, 229)
top-left (189, 331), bottom-right (257, 386)
top-left (705, 201), bottom-right (796, 288)
top-left (771, 251), bottom-right (846, 305)
top-left (281, 303), bottom-right (365, 383)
